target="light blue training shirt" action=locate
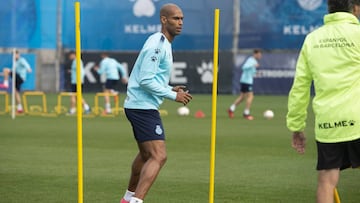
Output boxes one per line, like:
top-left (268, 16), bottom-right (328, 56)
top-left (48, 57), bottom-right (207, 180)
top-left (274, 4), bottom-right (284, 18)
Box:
top-left (71, 59), bottom-right (85, 84)
top-left (15, 57), bottom-right (31, 81)
top-left (97, 57), bottom-right (126, 80)
top-left (124, 32), bottom-right (177, 110)
top-left (240, 56), bottom-right (258, 85)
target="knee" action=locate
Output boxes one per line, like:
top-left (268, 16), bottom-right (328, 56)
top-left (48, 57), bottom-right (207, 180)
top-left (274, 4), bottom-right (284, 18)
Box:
top-left (155, 151), bottom-right (167, 166)
top-left (318, 169), bottom-right (339, 187)
top-left (3, 68), bottom-right (10, 74)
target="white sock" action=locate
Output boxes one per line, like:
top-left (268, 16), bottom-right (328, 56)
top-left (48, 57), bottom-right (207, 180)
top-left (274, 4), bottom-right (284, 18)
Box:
top-left (129, 197), bottom-right (143, 203)
top-left (3, 80), bottom-right (9, 86)
top-left (122, 190), bottom-right (135, 201)
top-left (105, 103), bottom-right (111, 112)
top-left (229, 104), bottom-right (236, 112)
top-left (83, 103), bottom-right (90, 111)
top-left (70, 108), bottom-right (76, 114)
top-left (243, 109), bottom-right (250, 115)
top-left (17, 104), bottom-right (23, 110)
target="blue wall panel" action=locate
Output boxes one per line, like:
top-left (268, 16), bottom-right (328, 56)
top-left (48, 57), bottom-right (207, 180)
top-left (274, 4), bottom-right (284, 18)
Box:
top-left (62, 0), bottom-right (233, 51)
top-left (239, 0), bottom-right (327, 49)
top-left (0, 0), bottom-right (57, 49)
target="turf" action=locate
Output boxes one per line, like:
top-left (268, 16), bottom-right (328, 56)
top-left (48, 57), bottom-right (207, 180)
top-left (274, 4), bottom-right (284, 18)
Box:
top-left (0, 93), bottom-right (359, 203)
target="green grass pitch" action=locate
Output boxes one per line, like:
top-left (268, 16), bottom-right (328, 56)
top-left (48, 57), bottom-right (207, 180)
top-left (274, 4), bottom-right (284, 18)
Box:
top-left (0, 93), bottom-right (359, 203)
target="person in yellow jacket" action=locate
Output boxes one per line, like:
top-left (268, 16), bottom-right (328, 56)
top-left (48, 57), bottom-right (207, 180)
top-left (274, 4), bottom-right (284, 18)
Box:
top-left (287, 0), bottom-right (360, 202)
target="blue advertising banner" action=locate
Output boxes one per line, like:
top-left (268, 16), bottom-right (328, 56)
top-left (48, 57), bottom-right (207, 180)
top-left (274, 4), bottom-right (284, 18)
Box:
top-left (0, 0), bottom-right (331, 50)
top-left (62, 0), bottom-right (233, 51)
top-left (0, 53), bottom-right (37, 91)
top-left (0, 0), bottom-right (57, 49)
top-left (63, 51), bottom-right (233, 94)
top-left (239, 0), bottom-right (327, 49)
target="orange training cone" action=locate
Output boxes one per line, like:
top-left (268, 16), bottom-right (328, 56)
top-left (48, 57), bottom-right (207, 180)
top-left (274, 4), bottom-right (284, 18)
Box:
top-left (194, 110), bottom-right (206, 118)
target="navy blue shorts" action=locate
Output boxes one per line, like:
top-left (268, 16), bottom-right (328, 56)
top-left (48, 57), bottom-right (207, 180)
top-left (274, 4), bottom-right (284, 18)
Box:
top-left (105, 79), bottom-right (118, 90)
top-left (10, 72), bottom-right (23, 91)
top-left (125, 108), bottom-right (165, 143)
top-left (71, 84), bottom-right (84, 93)
top-left (240, 83), bottom-right (253, 93)
top-left (316, 138), bottom-right (360, 170)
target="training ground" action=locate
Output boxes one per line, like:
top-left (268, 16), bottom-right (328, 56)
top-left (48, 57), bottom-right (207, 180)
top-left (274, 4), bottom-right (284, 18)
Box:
top-left (0, 94), bottom-right (359, 203)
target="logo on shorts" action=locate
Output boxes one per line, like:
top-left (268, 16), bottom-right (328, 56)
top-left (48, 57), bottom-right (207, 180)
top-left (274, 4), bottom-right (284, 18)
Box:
top-left (318, 120), bottom-right (356, 129)
top-left (155, 125), bottom-right (163, 135)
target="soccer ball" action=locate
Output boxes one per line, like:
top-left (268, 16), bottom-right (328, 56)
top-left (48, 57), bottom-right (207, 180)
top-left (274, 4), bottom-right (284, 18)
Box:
top-left (263, 110), bottom-right (274, 119)
top-left (177, 106), bottom-right (190, 116)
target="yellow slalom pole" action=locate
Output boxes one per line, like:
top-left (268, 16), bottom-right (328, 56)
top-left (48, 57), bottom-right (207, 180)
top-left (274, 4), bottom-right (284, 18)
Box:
top-left (334, 188), bottom-right (341, 203)
top-left (75, 2), bottom-right (84, 203)
top-left (209, 9), bottom-right (220, 203)
top-left (11, 48), bottom-right (16, 119)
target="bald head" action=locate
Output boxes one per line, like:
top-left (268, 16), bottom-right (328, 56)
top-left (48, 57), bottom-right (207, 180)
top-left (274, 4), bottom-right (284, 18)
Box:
top-left (159, 3), bottom-right (183, 42)
top-left (160, 3), bottom-right (182, 19)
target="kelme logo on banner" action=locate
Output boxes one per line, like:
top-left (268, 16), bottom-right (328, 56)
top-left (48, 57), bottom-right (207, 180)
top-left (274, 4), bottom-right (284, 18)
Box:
top-left (297, 0), bottom-right (322, 11)
top-left (131, 0), bottom-right (158, 17)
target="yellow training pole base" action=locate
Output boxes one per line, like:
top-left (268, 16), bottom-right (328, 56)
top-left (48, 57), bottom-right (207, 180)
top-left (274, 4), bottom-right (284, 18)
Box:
top-left (0, 91), bottom-right (9, 115)
top-left (334, 188), bottom-right (341, 203)
top-left (55, 92), bottom-right (95, 118)
top-left (22, 91), bottom-right (47, 115)
top-left (158, 109), bottom-right (168, 116)
top-left (94, 92), bottom-right (120, 116)
top-left (56, 92), bottom-right (75, 114)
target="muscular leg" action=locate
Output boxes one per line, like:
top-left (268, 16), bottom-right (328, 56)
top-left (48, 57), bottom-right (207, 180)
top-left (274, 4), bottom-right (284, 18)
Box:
top-left (104, 89), bottom-right (111, 105)
top-left (233, 93), bottom-right (245, 106)
top-left (244, 92), bottom-right (254, 111)
top-left (132, 140), bottom-right (167, 200)
top-left (3, 68), bottom-right (10, 81)
top-left (317, 169), bottom-right (340, 203)
top-left (1, 68), bottom-right (10, 87)
top-left (104, 89), bottom-right (112, 113)
top-left (15, 90), bottom-right (22, 106)
top-left (70, 95), bottom-right (76, 111)
top-left (127, 153), bottom-right (145, 192)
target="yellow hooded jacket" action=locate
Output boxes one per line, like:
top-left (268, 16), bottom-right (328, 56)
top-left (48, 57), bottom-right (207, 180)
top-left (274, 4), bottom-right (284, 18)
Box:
top-left (287, 12), bottom-right (360, 143)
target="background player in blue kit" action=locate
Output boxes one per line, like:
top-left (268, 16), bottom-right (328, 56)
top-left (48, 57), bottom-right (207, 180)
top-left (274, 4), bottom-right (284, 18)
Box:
top-left (119, 3), bottom-right (192, 203)
top-left (67, 51), bottom-right (91, 115)
top-left (94, 53), bottom-right (128, 114)
top-left (228, 49), bottom-right (262, 120)
top-left (1, 50), bottom-right (32, 113)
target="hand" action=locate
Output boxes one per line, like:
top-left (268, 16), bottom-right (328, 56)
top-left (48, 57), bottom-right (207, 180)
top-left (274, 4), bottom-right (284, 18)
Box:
top-left (121, 77), bottom-right (128, 84)
top-left (291, 132), bottom-right (306, 154)
top-left (172, 85), bottom-right (186, 93)
top-left (175, 91), bottom-right (192, 105)
top-left (93, 65), bottom-right (99, 71)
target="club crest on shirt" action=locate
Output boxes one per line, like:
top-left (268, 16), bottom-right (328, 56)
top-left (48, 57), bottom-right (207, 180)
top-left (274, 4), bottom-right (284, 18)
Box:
top-left (151, 56), bottom-right (158, 62)
top-left (155, 125), bottom-right (163, 135)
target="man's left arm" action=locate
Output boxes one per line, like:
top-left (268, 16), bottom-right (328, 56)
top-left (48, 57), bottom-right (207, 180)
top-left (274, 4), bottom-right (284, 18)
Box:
top-left (21, 58), bottom-right (32, 72)
top-left (117, 62), bottom-right (128, 84)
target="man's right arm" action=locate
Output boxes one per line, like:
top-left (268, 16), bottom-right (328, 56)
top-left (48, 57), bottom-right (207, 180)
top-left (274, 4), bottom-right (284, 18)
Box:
top-left (286, 43), bottom-right (313, 134)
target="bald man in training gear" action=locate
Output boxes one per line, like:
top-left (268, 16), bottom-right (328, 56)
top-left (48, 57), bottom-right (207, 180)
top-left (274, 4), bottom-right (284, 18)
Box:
top-left (120, 4), bottom-right (192, 203)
